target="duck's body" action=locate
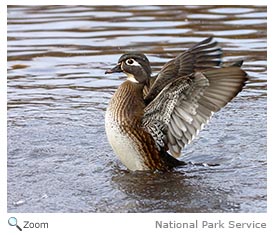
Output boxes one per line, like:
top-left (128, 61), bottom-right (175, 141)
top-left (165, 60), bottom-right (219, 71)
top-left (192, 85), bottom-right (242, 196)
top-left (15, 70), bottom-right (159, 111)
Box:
top-left (105, 80), bottom-right (183, 171)
top-left (105, 81), bottom-right (147, 171)
top-left (105, 37), bottom-right (247, 171)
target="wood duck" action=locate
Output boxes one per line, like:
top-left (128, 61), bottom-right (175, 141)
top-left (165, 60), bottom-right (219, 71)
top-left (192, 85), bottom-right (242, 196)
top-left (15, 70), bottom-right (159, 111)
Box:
top-left (105, 37), bottom-right (247, 171)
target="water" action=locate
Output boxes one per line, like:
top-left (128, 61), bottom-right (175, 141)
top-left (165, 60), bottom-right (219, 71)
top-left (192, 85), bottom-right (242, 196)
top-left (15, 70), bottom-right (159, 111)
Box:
top-left (7, 5), bottom-right (267, 213)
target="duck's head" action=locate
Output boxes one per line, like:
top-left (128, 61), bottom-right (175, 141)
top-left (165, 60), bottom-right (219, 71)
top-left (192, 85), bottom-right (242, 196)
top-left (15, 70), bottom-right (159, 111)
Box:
top-left (105, 53), bottom-right (151, 84)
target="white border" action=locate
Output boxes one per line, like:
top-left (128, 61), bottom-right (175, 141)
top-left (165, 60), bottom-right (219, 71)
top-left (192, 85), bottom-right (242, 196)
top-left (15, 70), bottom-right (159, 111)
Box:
top-left (2, 1), bottom-right (273, 235)
top-left (4, 0), bottom-right (270, 5)
top-left (1, 1), bottom-right (8, 231)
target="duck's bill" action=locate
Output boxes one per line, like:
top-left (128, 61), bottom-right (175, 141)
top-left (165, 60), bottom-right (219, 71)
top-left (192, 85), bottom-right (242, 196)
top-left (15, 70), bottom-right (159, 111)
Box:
top-left (105, 64), bottom-right (123, 74)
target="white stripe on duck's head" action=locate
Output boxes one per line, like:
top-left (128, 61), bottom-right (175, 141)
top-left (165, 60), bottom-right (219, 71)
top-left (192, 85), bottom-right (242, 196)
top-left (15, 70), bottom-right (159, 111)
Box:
top-left (105, 53), bottom-right (151, 85)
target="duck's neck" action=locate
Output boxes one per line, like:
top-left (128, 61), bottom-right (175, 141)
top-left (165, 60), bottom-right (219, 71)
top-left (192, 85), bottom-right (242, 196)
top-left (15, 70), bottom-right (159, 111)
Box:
top-left (109, 80), bottom-right (145, 124)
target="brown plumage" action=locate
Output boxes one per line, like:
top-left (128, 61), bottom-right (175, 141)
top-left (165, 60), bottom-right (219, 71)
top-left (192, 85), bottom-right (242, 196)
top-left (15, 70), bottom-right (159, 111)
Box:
top-left (106, 80), bottom-right (183, 171)
top-left (105, 37), bottom-right (247, 171)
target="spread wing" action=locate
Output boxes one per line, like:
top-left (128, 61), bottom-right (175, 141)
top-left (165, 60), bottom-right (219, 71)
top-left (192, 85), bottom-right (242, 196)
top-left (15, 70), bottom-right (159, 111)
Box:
top-left (142, 67), bottom-right (247, 157)
top-left (144, 36), bottom-right (222, 104)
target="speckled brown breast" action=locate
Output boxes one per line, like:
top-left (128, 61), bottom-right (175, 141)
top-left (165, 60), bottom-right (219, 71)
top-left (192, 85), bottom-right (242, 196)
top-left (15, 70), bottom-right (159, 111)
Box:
top-left (105, 80), bottom-right (175, 171)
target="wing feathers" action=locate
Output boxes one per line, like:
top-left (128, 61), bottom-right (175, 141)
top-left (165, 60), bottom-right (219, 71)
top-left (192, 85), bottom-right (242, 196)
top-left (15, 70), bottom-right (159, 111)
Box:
top-left (174, 106), bottom-right (194, 124)
top-left (144, 37), bottom-right (222, 104)
top-left (143, 66), bottom-right (247, 158)
top-left (142, 37), bottom-right (247, 158)
top-left (170, 118), bottom-right (182, 139)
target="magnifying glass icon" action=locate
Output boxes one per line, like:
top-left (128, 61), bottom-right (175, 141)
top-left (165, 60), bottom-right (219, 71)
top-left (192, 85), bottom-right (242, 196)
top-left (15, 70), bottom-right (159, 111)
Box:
top-left (8, 217), bottom-right (22, 231)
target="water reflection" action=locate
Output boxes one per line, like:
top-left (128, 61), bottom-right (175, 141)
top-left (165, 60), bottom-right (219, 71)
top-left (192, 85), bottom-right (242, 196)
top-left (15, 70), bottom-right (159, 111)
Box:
top-left (111, 168), bottom-right (240, 213)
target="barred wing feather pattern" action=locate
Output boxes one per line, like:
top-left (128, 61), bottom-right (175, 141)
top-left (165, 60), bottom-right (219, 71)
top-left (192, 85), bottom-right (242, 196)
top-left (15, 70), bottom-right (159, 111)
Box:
top-left (144, 36), bottom-right (222, 104)
top-left (142, 67), bottom-right (247, 158)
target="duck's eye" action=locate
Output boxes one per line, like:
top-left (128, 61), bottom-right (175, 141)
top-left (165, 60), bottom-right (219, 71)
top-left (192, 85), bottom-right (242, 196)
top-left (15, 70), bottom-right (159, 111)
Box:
top-left (126, 59), bottom-right (134, 65)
